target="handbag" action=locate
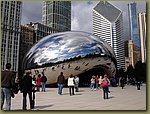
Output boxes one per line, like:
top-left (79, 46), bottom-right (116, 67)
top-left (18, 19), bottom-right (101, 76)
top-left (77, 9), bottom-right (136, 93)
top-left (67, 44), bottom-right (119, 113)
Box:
top-left (100, 80), bottom-right (108, 88)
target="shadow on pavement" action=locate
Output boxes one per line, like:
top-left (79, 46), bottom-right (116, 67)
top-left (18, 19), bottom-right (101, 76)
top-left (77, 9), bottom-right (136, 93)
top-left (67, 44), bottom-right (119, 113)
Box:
top-left (35, 104), bottom-right (54, 109)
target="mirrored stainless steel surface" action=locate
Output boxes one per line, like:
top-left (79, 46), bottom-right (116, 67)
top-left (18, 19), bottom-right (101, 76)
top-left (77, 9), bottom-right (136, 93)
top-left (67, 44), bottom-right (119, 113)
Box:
top-left (23, 31), bottom-right (117, 84)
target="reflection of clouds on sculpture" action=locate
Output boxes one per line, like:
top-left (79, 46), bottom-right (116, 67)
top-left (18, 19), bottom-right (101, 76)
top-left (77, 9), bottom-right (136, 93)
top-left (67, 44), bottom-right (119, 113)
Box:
top-left (23, 31), bottom-right (116, 73)
top-left (23, 31), bottom-right (117, 84)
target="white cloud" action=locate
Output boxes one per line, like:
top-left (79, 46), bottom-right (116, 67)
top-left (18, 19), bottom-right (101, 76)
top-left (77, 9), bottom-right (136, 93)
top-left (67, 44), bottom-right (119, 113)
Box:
top-left (71, 16), bottom-right (79, 30)
top-left (21, 1), bottom-right (146, 40)
top-left (71, 1), bottom-right (98, 33)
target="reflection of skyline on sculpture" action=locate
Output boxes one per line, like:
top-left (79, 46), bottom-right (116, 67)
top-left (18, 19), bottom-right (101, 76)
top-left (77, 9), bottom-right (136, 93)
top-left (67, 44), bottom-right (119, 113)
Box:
top-left (23, 31), bottom-right (117, 84)
top-left (24, 31), bottom-right (116, 67)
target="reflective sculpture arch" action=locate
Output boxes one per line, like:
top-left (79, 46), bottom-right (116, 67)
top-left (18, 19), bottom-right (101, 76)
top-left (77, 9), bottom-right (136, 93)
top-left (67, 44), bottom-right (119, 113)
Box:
top-left (23, 31), bottom-right (117, 84)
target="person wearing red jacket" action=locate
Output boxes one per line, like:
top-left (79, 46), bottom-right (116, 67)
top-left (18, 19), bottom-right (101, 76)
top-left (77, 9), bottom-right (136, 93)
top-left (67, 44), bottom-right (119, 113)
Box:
top-left (36, 74), bottom-right (41, 92)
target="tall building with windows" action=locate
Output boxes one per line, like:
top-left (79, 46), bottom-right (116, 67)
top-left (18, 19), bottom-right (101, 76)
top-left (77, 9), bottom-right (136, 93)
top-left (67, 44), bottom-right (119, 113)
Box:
top-left (128, 2), bottom-right (141, 66)
top-left (138, 12), bottom-right (146, 63)
top-left (1, 1), bottom-right (22, 72)
top-left (128, 2), bottom-right (140, 47)
top-left (42, 1), bottom-right (71, 32)
top-left (92, 1), bottom-right (125, 70)
top-left (31, 22), bottom-right (59, 43)
top-left (19, 24), bottom-right (35, 76)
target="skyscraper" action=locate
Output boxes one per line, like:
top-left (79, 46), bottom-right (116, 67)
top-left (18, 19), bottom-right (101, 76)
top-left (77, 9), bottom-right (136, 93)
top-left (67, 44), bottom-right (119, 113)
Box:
top-left (138, 12), bottom-right (146, 63)
top-left (128, 2), bottom-right (141, 66)
top-left (42, 1), bottom-right (71, 32)
top-left (92, 1), bottom-right (125, 70)
top-left (128, 2), bottom-right (140, 47)
top-left (1, 1), bottom-right (22, 72)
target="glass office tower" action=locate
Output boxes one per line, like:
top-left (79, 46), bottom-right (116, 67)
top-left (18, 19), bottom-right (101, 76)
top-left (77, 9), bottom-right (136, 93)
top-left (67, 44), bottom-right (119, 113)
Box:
top-left (128, 2), bottom-right (140, 47)
top-left (42, 1), bottom-right (71, 32)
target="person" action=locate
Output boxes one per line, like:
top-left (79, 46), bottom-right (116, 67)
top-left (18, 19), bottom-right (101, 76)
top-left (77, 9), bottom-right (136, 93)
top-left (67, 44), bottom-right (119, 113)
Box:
top-left (120, 77), bottom-right (125, 89)
top-left (36, 74), bottom-right (41, 92)
top-left (67, 74), bottom-right (75, 96)
top-left (21, 70), bottom-right (33, 110)
top-left (90, 75), bottom-right (96, 90)
top-left (98, 76), bottom-right (103, 88)
top-left (101, 74), bottom-right (110, 99)
top-left (57, 72), bottom-right (65, 95)
top-left (32, 75), bottom-right (36, 109)
top-left (95, 75), bottom-right (99, 90)
top-left (1, 63), bottom-right (15, 110)
top-left (41, 72), bottom-right (47, 92)
top-left (136, 79), bottom-right (141, 90)
top-left (74, 76), bottom-right (79, 92)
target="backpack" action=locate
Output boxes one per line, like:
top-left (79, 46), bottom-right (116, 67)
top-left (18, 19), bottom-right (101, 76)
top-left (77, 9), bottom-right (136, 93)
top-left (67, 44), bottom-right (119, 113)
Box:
top-left (100, 80), bottom-right (108, 88)
top-left (41, 76), bottom-right (47, 82)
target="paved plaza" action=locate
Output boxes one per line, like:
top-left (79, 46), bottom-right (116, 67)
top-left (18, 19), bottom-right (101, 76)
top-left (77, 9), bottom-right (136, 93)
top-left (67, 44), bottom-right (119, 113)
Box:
top-left (7, 84), bottom-right (146, 110)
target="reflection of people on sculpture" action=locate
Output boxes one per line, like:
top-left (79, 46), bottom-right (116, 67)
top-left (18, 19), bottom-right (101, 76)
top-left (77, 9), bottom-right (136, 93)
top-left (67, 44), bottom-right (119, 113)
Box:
top-left (52, 67), bottom-right (55, 71)
top-left (68, 64), bottom-right (71, 68)
top-left (85, 63), bottom-right (89, 66)
top-left (62, 65), bottom-right (65, 69)
top-left (74, 66), bottom-right (80, 70)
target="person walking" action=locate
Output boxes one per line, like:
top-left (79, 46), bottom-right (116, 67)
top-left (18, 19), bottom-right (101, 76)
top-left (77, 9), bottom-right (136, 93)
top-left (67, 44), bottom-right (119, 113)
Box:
top-left (21, 70), bottom-right (33, 110)
top-left (41, 72), bottom-right (47, 92)
top-left (57, 72), bottom-right (65, 95)
top-left (101, 74), bottom-right (110, 99)
top-left (74, 76), bottom-right (79, 92)
top-left (67, 74), bottom-right (75, 96)
top-left (1, 63), bottom-right (15, 110)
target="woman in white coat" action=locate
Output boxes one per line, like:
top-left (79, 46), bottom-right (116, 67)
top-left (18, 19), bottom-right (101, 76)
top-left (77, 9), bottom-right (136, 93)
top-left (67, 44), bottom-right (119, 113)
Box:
top-left (67, 74), bottom-right (75, 96)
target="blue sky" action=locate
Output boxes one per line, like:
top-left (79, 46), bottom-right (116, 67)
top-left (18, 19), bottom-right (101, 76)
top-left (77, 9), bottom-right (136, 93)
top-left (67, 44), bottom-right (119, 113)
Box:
top-left (21, 1), bottom-right (146, 41)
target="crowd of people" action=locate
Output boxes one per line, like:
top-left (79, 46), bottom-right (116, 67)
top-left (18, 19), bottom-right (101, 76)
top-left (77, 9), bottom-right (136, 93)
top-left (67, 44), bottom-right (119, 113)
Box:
top-left (1, 63), bottom-right (142, 110)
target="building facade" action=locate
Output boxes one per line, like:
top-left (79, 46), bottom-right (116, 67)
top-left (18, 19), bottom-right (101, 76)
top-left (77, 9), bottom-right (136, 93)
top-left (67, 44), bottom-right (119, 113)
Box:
top-left (42, 1), bottom-right (71, 32)
top-left (31, 22), bottom-right (59, 43)
top-left (128, 2), bottom-right (140, 47)
top-left (92, 1), bottom-right (125, 70)
top-left (138, 12), bottom-right (146, 63)
top-left (19, 25), bottom-right (35, 75)
top-left (128, 2), bottom-right (141, 66)
top-left (1, 1), bottom-right (22, 72)
top-left (128, 40), bottom-right (141, 67)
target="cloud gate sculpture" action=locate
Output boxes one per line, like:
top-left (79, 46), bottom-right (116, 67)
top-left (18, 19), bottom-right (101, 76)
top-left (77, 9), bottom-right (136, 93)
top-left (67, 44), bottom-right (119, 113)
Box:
top-left (23, 31), bottom-right (117, 84)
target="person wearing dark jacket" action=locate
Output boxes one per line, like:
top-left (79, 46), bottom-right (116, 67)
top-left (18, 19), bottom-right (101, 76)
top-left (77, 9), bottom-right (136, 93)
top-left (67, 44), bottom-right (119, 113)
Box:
top-left (57, 72), bottom-right (65, 95)
top-left (1, 63), bottom-right (15, 110)
top-left (21, 70), bottom-right (33, 110)
top-left (41, 72), bottom-right (47, 92)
